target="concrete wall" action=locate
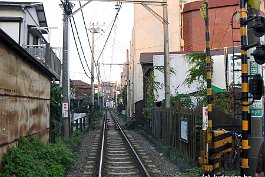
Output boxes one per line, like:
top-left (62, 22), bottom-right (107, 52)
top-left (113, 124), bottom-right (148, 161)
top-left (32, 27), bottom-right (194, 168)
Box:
top-left (0, 38), bottom-right (50, 161)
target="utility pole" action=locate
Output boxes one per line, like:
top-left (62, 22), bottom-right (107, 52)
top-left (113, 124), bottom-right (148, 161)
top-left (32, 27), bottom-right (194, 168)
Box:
top-left (115, 81), bottom-right (118, 110)
top-left (90, 23), bottom-right (96, 109)
top-left (163, 3), bottom-right (170, 108)
top-left (98, 83), bottom-right (100, 108)
top-left (89, 23), bottom-right (103, 111)
top-left (126, 49), bottom-right (130, 119)
top-left (61, 0), bottom-right (72, 138)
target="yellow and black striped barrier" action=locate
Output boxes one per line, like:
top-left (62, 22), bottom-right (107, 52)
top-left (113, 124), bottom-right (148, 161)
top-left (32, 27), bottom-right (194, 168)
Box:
top-left (210, 130), bottom-right (233, 173)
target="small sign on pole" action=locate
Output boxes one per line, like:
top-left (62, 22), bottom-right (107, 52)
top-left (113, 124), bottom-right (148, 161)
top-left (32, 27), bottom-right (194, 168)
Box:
top-left (62, 103), bottom-right (69, 118)
top-left (202, 106), bottom-right (208, 130)
top-left (200, 3), bottom-right (207, 20)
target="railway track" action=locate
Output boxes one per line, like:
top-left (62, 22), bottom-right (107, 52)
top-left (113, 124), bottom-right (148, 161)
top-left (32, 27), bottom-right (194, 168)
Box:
top-left (82, 110), bottom-right (160, 177)
top-left (100, 110), bottom-right (150, 177)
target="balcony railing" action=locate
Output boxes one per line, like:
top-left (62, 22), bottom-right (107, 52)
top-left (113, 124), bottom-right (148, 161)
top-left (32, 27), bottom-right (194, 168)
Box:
top-left (25, 44), bottom-right (61, 79)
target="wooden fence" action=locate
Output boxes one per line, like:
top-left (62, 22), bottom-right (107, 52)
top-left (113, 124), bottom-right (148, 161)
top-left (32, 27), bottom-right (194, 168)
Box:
top-left (152, 108), bottom-right (200, 164)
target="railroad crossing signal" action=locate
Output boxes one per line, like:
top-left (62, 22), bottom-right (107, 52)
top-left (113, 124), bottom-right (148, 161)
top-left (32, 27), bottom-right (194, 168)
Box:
top-left (250, 16), bottom-right (265, 65)
top-left (252, 16), bottom-right (265, 37)
top-left (249, 74), bottom-right (264, 100)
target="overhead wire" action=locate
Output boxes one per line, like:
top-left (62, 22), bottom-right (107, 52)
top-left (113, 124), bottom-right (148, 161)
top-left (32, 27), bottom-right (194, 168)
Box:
top-left (95, 2), bottom-right (122, 84)
top-left (69, 17), bottom-right (91, 79)
top-left (71, 15), bottom-right (92, 74)
top-left (78, 1), bottom-right (95, 65)
top-left (95, 3), bottom-right (122, 65)
top-left (109, 22), bottom-right (118, 82)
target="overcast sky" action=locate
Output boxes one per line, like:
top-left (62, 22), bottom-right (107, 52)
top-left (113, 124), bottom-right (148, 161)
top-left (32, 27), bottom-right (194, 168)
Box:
top-left (8, 0), bottom-right (134, 84)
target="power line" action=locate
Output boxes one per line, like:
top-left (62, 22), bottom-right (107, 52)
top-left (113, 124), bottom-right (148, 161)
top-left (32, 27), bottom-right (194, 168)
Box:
top-left (78, 1), bottom-right (95, 64)
top-left (110, 23), bottom-right (118, 81)
top-left (95, 3), bottom-right (122, 64)
top-left (71, 14), bottom-right (92, 74)
top-left (69, 17), bottom-right (91, 79)
top-left (95, 3), bottom-right (122, 85)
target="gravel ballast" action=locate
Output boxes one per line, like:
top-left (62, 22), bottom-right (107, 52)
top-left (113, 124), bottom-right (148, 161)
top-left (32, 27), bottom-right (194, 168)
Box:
top-left (66, 118), bottom-right (181, 177)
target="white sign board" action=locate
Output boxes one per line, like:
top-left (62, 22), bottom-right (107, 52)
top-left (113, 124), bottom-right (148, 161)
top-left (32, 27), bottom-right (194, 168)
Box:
top-left (73, 113), bottom-right (81, 121)
top-left (202, 106), bottom-right (208, 130)
top-left (62, 103), bottom-right (68, 118)
top-left (180, 118), bottom-right (188, 143)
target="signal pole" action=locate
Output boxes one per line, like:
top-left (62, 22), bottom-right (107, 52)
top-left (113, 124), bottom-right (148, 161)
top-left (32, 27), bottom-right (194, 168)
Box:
top-left (247, 3), bottom-right (263, 176)
top-left (239, 0), bottom-right (250, 176)
top-left (199, 0), bottom-right (213, 175)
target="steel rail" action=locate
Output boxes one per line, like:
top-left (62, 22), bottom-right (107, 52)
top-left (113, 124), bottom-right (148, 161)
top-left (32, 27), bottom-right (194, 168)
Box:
top-left (110, 111), bottom-right (151, 177)
top-left (98, 110), bottom-right (107, 177)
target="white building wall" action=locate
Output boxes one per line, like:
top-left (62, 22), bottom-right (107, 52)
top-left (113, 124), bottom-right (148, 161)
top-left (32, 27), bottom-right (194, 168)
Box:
top-left (153, 54), bottom-right (201, 101)
top-left (153, 53), bottom-right (230, 101)
top-left (0, 22), bottom-right (20, 43)
top-left (0, 7), bottom-right (22, 43)
top-left (0, 6), bottom-right (40, 47)
top-left (0, 7), bottom-right (22, 17)
top-left (212, 55), bottom-right (226, 89)
top-left (132, 0), bottom-right (183, 104)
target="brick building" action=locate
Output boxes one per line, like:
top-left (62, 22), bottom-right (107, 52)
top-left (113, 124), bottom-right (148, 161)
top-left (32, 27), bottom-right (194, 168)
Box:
top-left (183, 0), bottom-right (240, 52)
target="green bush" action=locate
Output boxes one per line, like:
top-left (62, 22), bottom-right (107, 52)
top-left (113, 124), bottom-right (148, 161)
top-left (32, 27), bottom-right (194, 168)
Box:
top-left (0, 136), bottom-right (76, 177)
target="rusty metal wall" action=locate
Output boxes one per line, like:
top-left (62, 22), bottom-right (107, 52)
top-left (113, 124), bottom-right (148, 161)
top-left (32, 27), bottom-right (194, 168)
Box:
top-left (0, 41), bottom-right (50, 161)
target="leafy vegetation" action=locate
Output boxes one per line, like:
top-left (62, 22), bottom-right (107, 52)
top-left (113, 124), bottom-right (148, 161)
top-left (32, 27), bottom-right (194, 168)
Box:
top-left (184, 53), bottom-right (232, 116)
top-left (119, 85), bottom-right (127, 104)
top-left (185, 53), bottom-right (207, 88)
top-left (50, 83), bottom-right (62, 137)
top-left (142, 69), bottom-right (156, 123)
top-left (0, 136), bottom-right (76, 177)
